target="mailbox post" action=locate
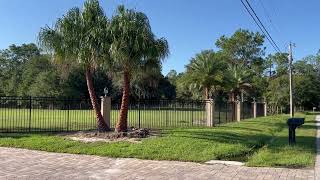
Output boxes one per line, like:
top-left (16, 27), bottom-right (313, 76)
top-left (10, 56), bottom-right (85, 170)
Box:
top-left (287, 118), bottom-right (304, 145)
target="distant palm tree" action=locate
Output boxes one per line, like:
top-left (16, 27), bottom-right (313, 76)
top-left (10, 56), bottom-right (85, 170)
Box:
top-left (109, 5), bottom-right (169, 132)
top-left (228, 64), bottom-right (252, 101)
top-left (182, 50), bottom-right (228, 99)
top-left (38, 0), bottom-right (111, 131)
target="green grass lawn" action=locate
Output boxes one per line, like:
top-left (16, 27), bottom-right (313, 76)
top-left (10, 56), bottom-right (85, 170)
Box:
top-left (0, 108), bottom-right (235, 132)
top-left (0, 113), bottom-right (316, 168)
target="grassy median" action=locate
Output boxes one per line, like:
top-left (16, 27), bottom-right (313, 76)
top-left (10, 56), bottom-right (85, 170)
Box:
top-left (0, 113), bottom-right (316, 168)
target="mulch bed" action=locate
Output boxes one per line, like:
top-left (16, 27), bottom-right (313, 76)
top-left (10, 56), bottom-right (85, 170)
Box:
top-left (59, 128), bottom-right (158, 143)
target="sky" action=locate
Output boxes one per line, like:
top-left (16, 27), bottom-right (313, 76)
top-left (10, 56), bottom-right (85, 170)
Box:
top-left (0, 0), bottom-right (319, 75)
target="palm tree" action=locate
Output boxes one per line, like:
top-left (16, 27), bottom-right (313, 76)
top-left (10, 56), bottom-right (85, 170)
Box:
top-left (181, 50), bottom-right (228, 99)
top-left (228, 64), bottom-right (252, 101)
top-left (109, 5), bottom-right (169, 132)
top-left (38, 0), bottom-right (111, 131)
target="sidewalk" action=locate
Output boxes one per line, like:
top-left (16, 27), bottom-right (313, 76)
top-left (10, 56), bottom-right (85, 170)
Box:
top-left (0, 146), bottom-right (314, 180)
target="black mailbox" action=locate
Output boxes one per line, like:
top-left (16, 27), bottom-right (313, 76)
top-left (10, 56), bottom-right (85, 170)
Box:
top-left (287, 118), bottom-right (304, 145)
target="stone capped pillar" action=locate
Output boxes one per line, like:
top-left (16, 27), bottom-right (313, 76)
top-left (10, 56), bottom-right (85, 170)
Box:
top-left (253, 101), bottom-right (257, 118)
top-left (236, 101), bottom-right (241, 122)
top-left (101, 96), bottom-right (111, 127)
top-left (206, 99), bottom-right (215, 127)
top-left (264, 102), bottom-right (267, 117)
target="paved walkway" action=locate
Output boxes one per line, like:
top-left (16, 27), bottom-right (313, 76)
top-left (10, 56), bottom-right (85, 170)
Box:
top-left (0, 115), bottom-right (319, 180)
top-left (0, 147), bottom-right (314, 180)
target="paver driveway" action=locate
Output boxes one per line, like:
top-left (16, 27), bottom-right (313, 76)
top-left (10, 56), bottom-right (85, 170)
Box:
top-left (0, 147), bottom-right (315, 180)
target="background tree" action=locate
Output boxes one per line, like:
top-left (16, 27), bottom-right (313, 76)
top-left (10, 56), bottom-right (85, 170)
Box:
top-left (38, 0), bottom-right (111, 131)
top-left (0, 43), bottom-right (40, 96)
top-left (18, 55), bottom-right (57, 96)
top-left (293, 60), bottom-right (320, 109)
top-left (109, 5), bottom-right (169, 132)
top-left (215, 29), bottom-right (265, 67)
top-left (28, 71), bottom-right (61, 97)
top-left (215, 29), bottom-right (266, 101)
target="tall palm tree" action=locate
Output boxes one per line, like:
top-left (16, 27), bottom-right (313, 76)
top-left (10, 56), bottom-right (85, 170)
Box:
top-left (109, 5), bottom-right (169, 132)
top-left (38, 0), bottom-right (111, 131)
top-left (182, 50), bottom-right (228, 99)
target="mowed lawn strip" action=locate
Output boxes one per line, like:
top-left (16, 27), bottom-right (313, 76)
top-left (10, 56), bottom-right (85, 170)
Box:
top-left (0, 114), bottom-right (316, 168)
top-left (0, 109), bottom-right (209, 130)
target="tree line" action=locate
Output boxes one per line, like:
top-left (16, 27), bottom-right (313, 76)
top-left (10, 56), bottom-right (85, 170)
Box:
top-left (0, 43), bottom-right (175, 100)
top-left (1, 0), bottom-right (320, 132)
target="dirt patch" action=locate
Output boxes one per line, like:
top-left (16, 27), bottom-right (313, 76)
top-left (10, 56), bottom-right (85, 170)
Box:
top-left (60, 128), bottom-right (158, 143)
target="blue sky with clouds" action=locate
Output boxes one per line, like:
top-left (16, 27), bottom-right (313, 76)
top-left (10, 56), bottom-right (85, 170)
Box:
top-left (0, 0), bottom-right (319, 74)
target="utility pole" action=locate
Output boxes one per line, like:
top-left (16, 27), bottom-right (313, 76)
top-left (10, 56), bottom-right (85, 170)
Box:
top-left (288, 42), bottom-right (294, 117)
top-left (269, 63), bottom-right (272, 77)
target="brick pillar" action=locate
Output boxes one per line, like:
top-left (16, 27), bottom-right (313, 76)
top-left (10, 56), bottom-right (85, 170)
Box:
top-left (206, 99), bottom-right (215, 127)
top-left (101, 96), bottom-right (111, 127)
top-left (236, 101), bottom-right (241, 122)
top-left (264, 102), bottom-right (267, 117)
top-left (253, 101), bottom-right (257, 118)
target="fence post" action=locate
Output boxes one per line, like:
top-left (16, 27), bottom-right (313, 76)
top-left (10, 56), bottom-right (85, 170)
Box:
top-left (236, 100), bottom-right (241, 122)
top-left (206, 99), bottom-right (215, 127)
top-left (226, 102), bottom-right (228, 122)
top-left (253, 101), bottom-right (257, 118)
top-left (67, 103), bottom-right (70, 131)
top-left (192, 101), bottom-right (195, 126)
top-left (138, 100), bottom-right (141, 129)
top-left (264, 101), bottom-right (267, 117)
top-left (166, 107), bottom-right (168, 127)
top-left (100, 96), bottom-right (111, 127)
top-left (28, 96), bottom-right (32, 132)
top-left (218, 103), bottom-right (221, 124)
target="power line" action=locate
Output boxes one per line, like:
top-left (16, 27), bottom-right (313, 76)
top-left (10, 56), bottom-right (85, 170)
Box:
top-left (258, 0), bottom-right (281, 36)
top-left (240, 0), bottom-right (278, 53)
top-left (240, 0), bottom-right (278, 52)
top-left (243, 0), bottom-right (281, 52)
top-left (240, 0), bottom-right (281, 53)
top-left (268, 0), bottom-right (280, 19)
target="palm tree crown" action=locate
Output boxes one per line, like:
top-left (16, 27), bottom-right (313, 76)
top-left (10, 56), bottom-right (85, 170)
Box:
top-left (182, 50), bottom-right (228, 99)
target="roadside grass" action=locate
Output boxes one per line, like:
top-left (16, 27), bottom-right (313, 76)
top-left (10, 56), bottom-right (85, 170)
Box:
top-left (0, 113), bottom-right (316, 168)
top-left (246, 114), bottom-right (316, 167)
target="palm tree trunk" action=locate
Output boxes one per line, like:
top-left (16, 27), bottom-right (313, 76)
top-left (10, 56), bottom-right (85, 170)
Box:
top-left (230, 91), bottom-right (235, 102)
top-left (85, 68), bottom-right (110, 132)
top-left (116, 70), bottom-right (130, 132)
top-left (205, 87), bottom-right (210, 99)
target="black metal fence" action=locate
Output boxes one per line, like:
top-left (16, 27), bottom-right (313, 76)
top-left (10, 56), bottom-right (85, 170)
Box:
top-left (0, 96), bottom-right (96, 133)
top-left (0, 96), bottom-right (263, 133)
top-left (110, 99), bottom-right (238, 129)
top-left (241, 101), bottom-right (253, 120)
top-left (111, 99), bottom-right (208, 128)
top-left (214, 101), bottom-right (236, 124)
top-left (256, 102), bottom-right (265, 117)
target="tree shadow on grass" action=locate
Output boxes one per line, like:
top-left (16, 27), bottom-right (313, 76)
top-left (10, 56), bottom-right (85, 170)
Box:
top-left (0, 133), bottom-right (60, 139)
top-left (167, 129), bottom-right (270, 145)
top-left (162, 119), bottom-right (316, 163)
top-left (0, 128), bottom-right (66, 139)
top-left (0, 133), bottom-right (33, 139)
